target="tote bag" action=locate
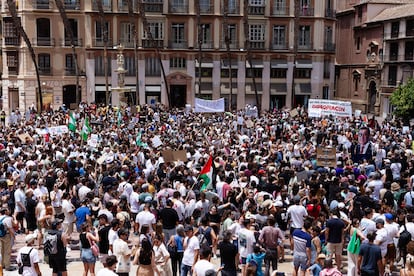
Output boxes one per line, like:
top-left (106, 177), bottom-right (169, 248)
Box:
top-left (347, 229), bottom-right (361, 254)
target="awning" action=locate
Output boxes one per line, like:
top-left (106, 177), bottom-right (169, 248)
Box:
top-left (271, 59), bottom-right (288, 68)
top-left (246, 60), bottom-right (264, 68)
top-left (296, 59), bottom-right (313, 69)
top-left (270, 83), bottom-right (287, 94)
top-left (370, 41), bottom-right (379, 47)
top-left (221, 59), bottom-right (238, 68)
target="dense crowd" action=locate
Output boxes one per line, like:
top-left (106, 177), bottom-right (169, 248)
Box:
top-left (0, 103), bottom-right (413, 276)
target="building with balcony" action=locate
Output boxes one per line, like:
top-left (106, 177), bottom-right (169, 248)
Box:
top-left (1, 0), bottom-right (336, 113)
top-left (335, 0), bottom-right (414, 116)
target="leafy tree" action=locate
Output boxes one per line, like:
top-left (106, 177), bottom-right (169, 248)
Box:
top-left (390, 78), bottom-right (414, 119)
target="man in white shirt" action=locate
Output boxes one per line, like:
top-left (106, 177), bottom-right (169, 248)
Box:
top-left (238, 219), bottom-right (256, 276)
top-left (61, 192), bottom-right (76, 241)
top-left (181, 225), bottom-right (200, 276)
top-left (16, 232), bottom-right (42, 276)
top-left (374, 218), bottom-right (388, 258)
top-left (135, 200), bottom-right (156, 232)
top-left (193, 246), bottom-right (215, 276)
top-left (287, 195), bottom-right (308, 233)
top-left (383, 213), bottom-right (399, 270)
top-left (78, 181), bottom-right (91, 202)
top-left (108, 219), bottom-right (120, 255)
top-left (129, 185), bottom-right (140, 235)
top-left (14, 181), bottom-right (26, 234)
top-left (113, 228), bottom-right (136, 276)
top-left (360, 207), bottom-right (376, 237)
top-left (194, 192), bottom-right (210, 218)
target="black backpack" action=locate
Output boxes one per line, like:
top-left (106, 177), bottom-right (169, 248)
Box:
top-left (398, 225), bottom-right (412, 249)
top-left (21, 248), bottom-right (33, 267)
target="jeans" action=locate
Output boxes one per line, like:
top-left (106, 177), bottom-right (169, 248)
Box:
top-left (163, 228), bottom-right (176, 245)
top-left (171, 252), bottom-right (183, 276)
top-left (264, 248), bottom-right (278, 276)
top-left (181, 263), bottom-right (192, 276)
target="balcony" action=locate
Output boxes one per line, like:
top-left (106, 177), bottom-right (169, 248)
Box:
top-left (4, 37), bottom-right (20, 46)
top-left (32, 37), bottom-right (55, 47)
top-left (250, 41), bottom-right (265, 50)
top-left (407, 30), bottom-right (414, 37)
top-left (324, 42), bottom-right (335, 52)
top-left (249, 5), bottom-right (265, 15)
top-left (271, 42), bottom-right (288, 50)
top-left (92, 1), bottom-right (112, 12)
top-left (389, 53), bottom-right (398, 61)
top-left (298, 43), bottom-right (313, 50)
top-left (65, 67), bottom-right (76, 76)
top-left (168, 40), bottom-right (188, 49)
top-left (325, 8), bottom-right (335, 18)
top-left (222, 4), bottom-right (239, 14)
top-left (64, 0), bottom-right (80, 10)
top-left (119, 39), bottom-right (135, 48)
top-left (8, 67), bottom-right (18, 75)
top-left (144, 2), bottom-right (163, 12)
top-left (142, 39), bottom-right (164, 48)
top-left (60, 38), bottom-right (83, 47)
top-left (300, 7), bottom-right (314, 16)
top-left (92, 38), bottom-right (113, 47)
top-left (273, 5), bottom-right (289, 16)
top-left (220, 40), bottom-right (239, 49)
top-left (32, 0), bottom-right (51, 10)
top-left (200, 40), bottom-right (213, 49)
top-left (39, 67), bottom-right (52, 75)
top-left (169, 4), bottom-right (188, 13)
top-left (199, 3), bottom-right (213, 14)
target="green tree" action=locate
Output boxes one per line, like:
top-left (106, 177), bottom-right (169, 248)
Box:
top-left (390, 78), bottom-right (414, 119)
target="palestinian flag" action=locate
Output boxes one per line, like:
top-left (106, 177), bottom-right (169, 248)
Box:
top-left (80, 117), bottom-right (91, 141)
top-left (68, 112), bottom-right (76, 132)
top-left (199, 155), bottom-right (213, 191)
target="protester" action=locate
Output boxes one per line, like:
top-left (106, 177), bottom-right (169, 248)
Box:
top-left (0, 207), bottom-right (15, 271)
top-left (16, 232), bottom-right (41, 276)
top-left (79, 222), bottom-right (99, 276)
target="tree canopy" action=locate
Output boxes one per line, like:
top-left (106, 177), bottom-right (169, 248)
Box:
top-left (390, 78), bottom-right (414, 119)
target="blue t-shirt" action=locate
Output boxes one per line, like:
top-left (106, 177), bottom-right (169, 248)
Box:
top-left (75, 206), bottom-right (90, 229)
top-left (292, 229), bottom-right (312, 257)
top-left (246, 252), bottom-right (266, 276)
top-left (359, 243), bottom-right (382, 274)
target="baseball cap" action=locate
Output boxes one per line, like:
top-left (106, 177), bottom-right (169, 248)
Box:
top-left (375, 218), bottom-right (385, 225)
top-left (184, 225), bottom-right (194, 232)
top-left (25, 233), bottom-right (37, 244)
top-left (384, 213), bottom-right (393, 220)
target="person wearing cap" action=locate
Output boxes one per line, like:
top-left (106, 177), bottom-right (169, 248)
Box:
top-left (0, 207), bottom-right (15, 271)
top-left (113, 228), bottom-right (137, 276)
top-left (181, 225), bottom-right (200, 276)
top-left (358, 231), bottom-right (384, 276)
top-left (383, 213), bottom-right (399, 271)
top-left (47, 218), bottom-right (69, 276)
top-left (16, 232), bottom-right (41, 276)
top-left (259, 215), bottom-right (284, 276)
top-left (374, 218), bottom-right (388, 260)
top-left (306, 253), bottom-right (326, 276)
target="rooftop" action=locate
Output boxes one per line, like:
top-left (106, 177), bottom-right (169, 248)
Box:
top-left (370, 4), bottom-right (414, 22)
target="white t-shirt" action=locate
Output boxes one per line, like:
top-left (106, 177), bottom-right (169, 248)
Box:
top-left (16, 246), bottom-right (40, 276)
top-left (287, 204), bottom-right (308, 229)
top-left (375, 227), bottom-right (388, 257)
top-left (78, 186), bottom-right (92, 202)
top-left (97, 268), bottom-right (118, 276)
top-left (33, 186), bottom-right (48, 200)
top-left (62, 199), bottom-right (75, 223)
top-left (135, 210), bottom-right (156, 231)
top-left (130, 192), bottom-right (140, 214)
top-left (238, 228), bottom-right (256, 258)
top-left (98, 209), bottom-right (114, 223)
top-left (108, 229), bottom-right (119, 248)
top-left (14, 189), bottom-right (26, 212)
top-left (182, 236), bottom-right (200, 266)
top-left (194, 259), bottom-right (215, 276)
top-left (113, 238), bottom-right (132, 273)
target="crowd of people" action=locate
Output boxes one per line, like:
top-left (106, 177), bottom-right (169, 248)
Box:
top-left (0, 103), bottom-right (413, 276)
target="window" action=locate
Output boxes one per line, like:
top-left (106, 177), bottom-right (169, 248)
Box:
top-left (274, 0), bottom-right (287, 15)
top-left (195, 68), bottom-right (213, 78)
top-left (323, 59), bottom-right (330, 78)
top-left (65, 54), bottom-right (76, 75)
top-left (323, 86), bottom-right (329, 99)
top-left (4, 18), bottom-right (19, 45)
top-left (170, 57), bottom-right (186, 69)
top-left (301, 0), bottom-right (311, 15)
top-left (407, 20), bottom-right (414, 37)
top-left (7, 51), bottom-right (18, 74)
top-left (246, 68), bottom-right (263, 78)
top-left (388, 66), bottom-right (397, 86)
top-left (272, 25), bottom-right (286, 49)
top-left (95, 21), bottom-right (110, 44)
top-left (221, 69), bottom-right (237, 78)
top-left (405, 41), bottom-right (414, 60)
top-left (38, 53), bottom-right (51, 74)
top-left (145, 57), bottom-right (161, 76)
top-left (356, 37), bottom-right (361, 51)
top-left (199, 0), bottom-right (211, 13)
top-left (125, 56), bottom-right (136, 76)
top-left (145, 22), bottom-right (164, 39)
top-left (249, 24), bottom-right (265, 49)
top-left (223, 24), bottom-right (237, 47)
top-left (270, 68), bottom-right (286, 78)
top-left (294, 69), bottom-right (311, 78)
top-left (36, 18), bottom-right (51, 46)
top-left (357, 6), bottom-right (362, 22)
top-left (65, 19), bottom-right (79, 46)
top-left (95, 56), bottom-right (112, 76)
top-left (298, 25), bottom-right (311, 49)
top-left (120, 22), bottom-right (134, 46)
top-left (389, 42), bottom-right (398, 61)
top-left (171, 23), bottom-right (185, 47)
top-left (199, 24), bottom-right (212, 47)
top-left (391, 22), bottom-right (399, 38)
top-left (228, 0), bottom-right (238, 13)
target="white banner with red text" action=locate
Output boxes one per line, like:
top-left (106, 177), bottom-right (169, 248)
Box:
top-left (308, 99), bottom-right (352, 118)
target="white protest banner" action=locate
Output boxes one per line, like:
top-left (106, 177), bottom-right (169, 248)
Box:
top-left (88, 134), bottom-right (99, 148)
top-left (151, 136), bottom-right (163, 148)
top-left (308, 99), bottom-right (352, 118)
top-left (194, 98), bottom-right (225, 113)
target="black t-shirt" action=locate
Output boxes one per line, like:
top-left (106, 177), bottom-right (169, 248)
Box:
top-left (159, 207), bottom-right (179, 229)
top-left (275, 209), bottom-right (288, 231)
top-left (326, 217), bottom-right (345, 243)
top-left (218, 241), bottom-right (238, 271)
top-left (98, 225), bottom-right (111, 253)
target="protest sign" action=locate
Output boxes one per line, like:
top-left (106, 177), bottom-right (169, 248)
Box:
top-left (194, 98), bottom-right (225, 113)
top-left (316, 147), bottom-right (336, 167)
top-left (308, 99), bottom-right (352, 118)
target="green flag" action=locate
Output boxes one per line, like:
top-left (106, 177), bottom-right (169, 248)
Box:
top-left (68, 112), bottom-right (76, 132)
top-left (117, 108), bottom-right (122, 127)
top-left (80, 117), bottom-right (91, 141)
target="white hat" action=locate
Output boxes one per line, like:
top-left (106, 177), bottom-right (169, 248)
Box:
top-left (25, 233), bottom-right (37, 244)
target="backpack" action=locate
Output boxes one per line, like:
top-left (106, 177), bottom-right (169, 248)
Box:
top-left (21, 248), bottom-right (34, 267)
top-left (44, 232), bottom-right (59, 255)
top-left (0, 216), bottom-right (8, 237)
top-left (197, 227), bottom-right (210, 247)
top-left (398, 224), bottom-right (412, 249)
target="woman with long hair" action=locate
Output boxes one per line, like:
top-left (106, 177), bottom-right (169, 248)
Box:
top-left (347, 218), bottom-right (366, 276)
top-left (80, 222), bottom-right (100, 276)
top-left (153, 234), bottom-right (172, 275)
top-left (133, 238), bottom-right (158, 276)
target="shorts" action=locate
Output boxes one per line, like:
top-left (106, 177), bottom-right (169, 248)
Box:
top-left (63, 222), bottom-right (74, 237)
top-left (293, 255), bottom-right (308, 271)
top-left (49, 256), bottom-right (67, 273)
top-left (16, 211), bottom-right (25, 221)
top-left (327, 242), bottom-right (343, 257)
top-left (81, 248), bottom-right (96, 263)
top-left (131, 212), bottom-right (138, 222)
top-left (386, 243), bottom-right (396, 259)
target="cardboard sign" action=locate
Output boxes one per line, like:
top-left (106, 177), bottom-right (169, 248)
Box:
top-left (162, 150), bottom-right (188, 163)
top-left (18, 133), bottom-right (33, 143)
top-left (316, 147), bottom-right (336, 168)
top-left (290, 109), bottom-right (299, 118)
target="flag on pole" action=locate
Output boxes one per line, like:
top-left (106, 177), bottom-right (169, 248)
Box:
top-left (199, 155), bottom-right (213, 191)
top-left (68, 112), bottom-right (76, 132)
top-left (80, 117), bottom-right (92, 141)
